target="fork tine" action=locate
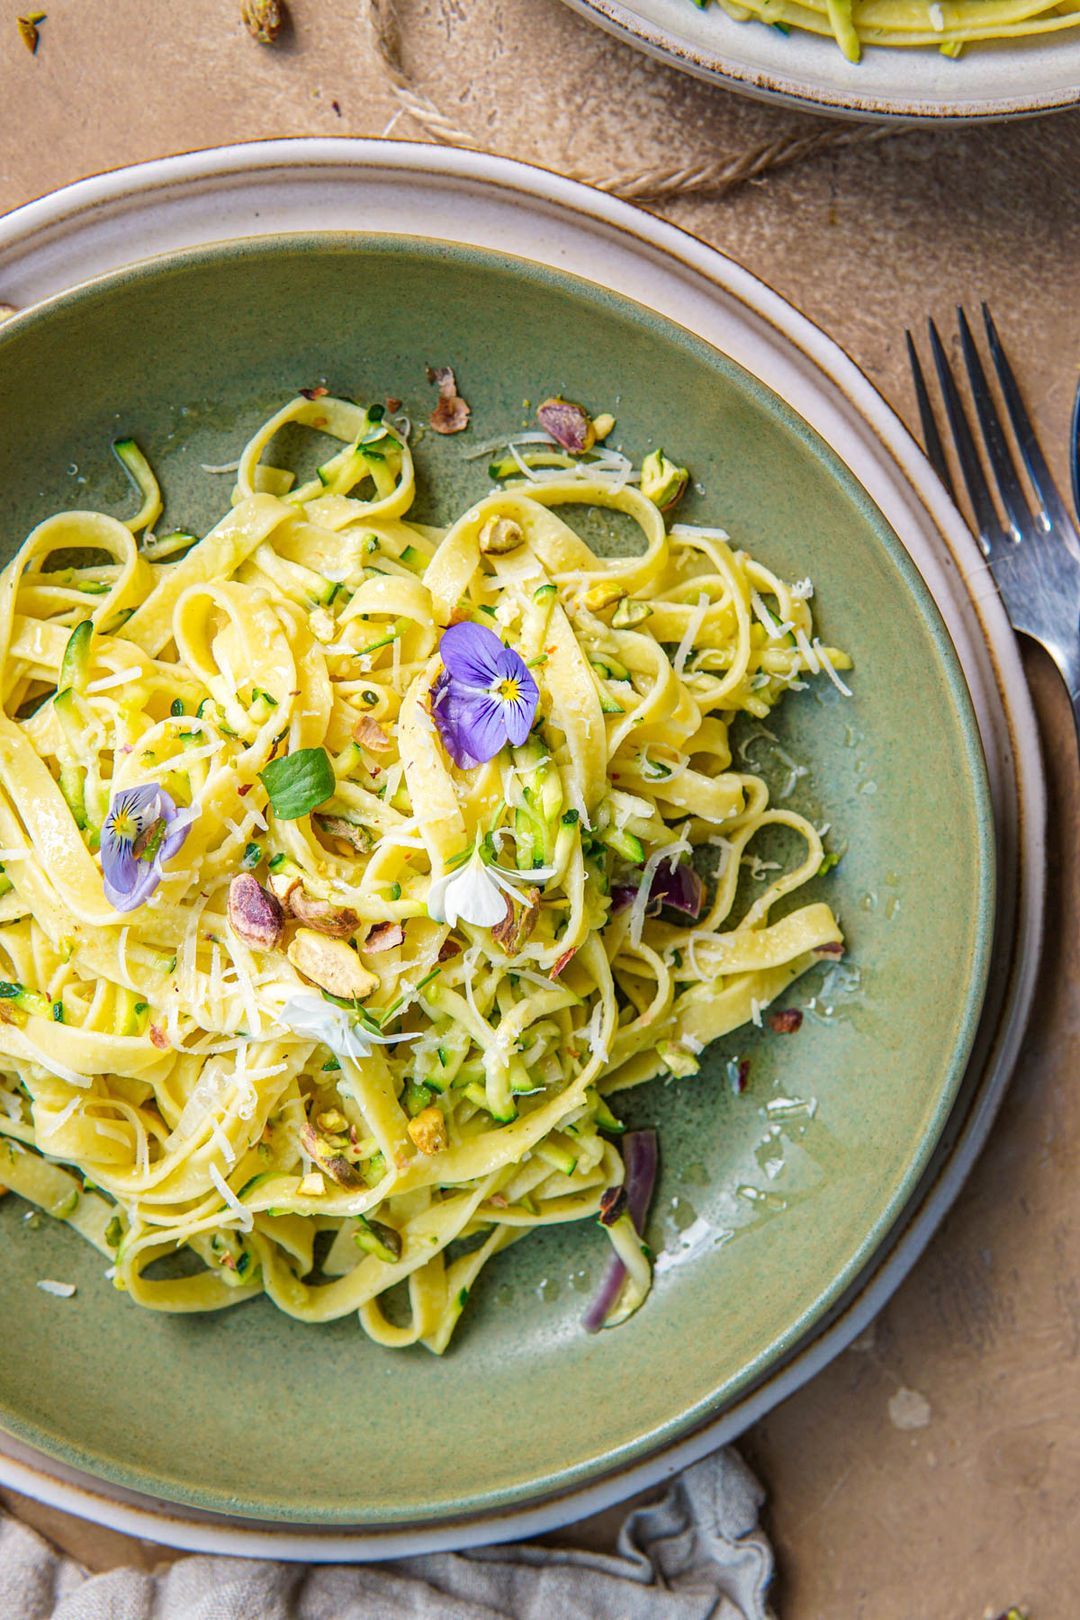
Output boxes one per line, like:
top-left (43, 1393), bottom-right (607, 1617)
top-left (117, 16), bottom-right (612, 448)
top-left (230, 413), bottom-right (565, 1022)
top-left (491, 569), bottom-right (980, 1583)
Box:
top-left (906, 330), bottom-right (956, 500)
top-left (957, 306), bottom-right (1032, 543)
top-left (982, 303), bottom-right (1071, 533)
top-left (927, 317), bottom-right (1003, 554)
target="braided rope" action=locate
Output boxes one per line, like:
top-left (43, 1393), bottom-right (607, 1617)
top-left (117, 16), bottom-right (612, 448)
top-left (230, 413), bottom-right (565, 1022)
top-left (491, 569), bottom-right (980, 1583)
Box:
top-left (365, 0), bottom-right (912, 204)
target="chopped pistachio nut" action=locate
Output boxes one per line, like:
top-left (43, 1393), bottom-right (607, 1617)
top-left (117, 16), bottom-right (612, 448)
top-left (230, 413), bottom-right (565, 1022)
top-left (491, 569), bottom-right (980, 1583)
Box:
top-left (352, 715), bottom-right (394, 752)
top-left (268, 868), bottom-right (302, 905)
top-left (611, 597), bottom-right (652, 629)
top-left (287, 929), bottom-right (377, 999)
top-left (288, 888), bottom-right (359, 938)
top-left (640, 448), bottom-right (689, 512)
top-left (478, 516), bottom-right (524, 556)
top-left (592, 412), bottom-right (616, 440)
top-left (537, 397), bottom-right (596, 454)
top-left (354, 1216), bottom-right (403, 1263)
top-left (315, 814), bottom-right (368, 853)
top-left (583, 580), bottom-right (627, 613)
top-left (227, 874), bottom-right (284, 951)
top-left (407, 1105), bottom-right (448, 1156)
top-left (428, 365), bottom-right (470, 435)
top-left (299, 1122), bottom-right (364, 1189)
top-left (362, 920), bottom-right (405, 953)
top-left (296, 1171), bottom-right (325, 1197)
top-left (491, 887), bottom-right (541, 956)
top-left (317, 1109), bottom-right (349, 1134)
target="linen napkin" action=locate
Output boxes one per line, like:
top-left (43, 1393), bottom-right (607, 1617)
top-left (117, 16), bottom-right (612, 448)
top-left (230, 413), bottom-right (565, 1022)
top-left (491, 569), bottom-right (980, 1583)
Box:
top-left (0, 1446), bottom-right (772, 1620)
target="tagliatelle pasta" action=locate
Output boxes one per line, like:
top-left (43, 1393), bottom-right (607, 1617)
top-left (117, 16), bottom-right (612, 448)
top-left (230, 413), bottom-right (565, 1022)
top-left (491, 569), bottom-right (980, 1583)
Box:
top-left (0, 393), bottom-right (851, 1351)
top-left (701, 0), bottom-right (1080, 62)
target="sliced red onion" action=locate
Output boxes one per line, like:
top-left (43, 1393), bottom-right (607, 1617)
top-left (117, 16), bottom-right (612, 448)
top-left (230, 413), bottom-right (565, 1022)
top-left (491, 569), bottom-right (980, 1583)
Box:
top-left (652, 861), bottom-right (705, 919)
top-left (583, 1128), bottom-right (658, 1333)
top-left (610, 884), bottom-right (637, 915)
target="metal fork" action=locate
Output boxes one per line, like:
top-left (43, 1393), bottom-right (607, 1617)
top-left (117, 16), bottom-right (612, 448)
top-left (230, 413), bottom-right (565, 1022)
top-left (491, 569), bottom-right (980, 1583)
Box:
top-left (906, 305), bottom-right (1080, 752)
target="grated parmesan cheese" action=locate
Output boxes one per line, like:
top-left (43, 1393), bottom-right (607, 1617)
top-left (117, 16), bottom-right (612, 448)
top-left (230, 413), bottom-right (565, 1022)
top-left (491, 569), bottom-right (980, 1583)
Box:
top-left (674, 592), bottom-right (710, 677)
top-left (86, 667), bottom-right (142, 694)
top-left (93, 1119), bottom-right (128, 1145)
top-left (794, 628), bottom-right (820, 674)
top-left (670, 523), bottom-right (731, 542)
top-left (813, 639), bottom-right (853, 698)
top-left (37, 1279), bottom-right (76, 1297)
top-left (750, 591), bottom-right (794, 641)
top-left (40, 1096), bottom-right (80, 1138)
top-left (209, 1162), bottom-right (254, 1231)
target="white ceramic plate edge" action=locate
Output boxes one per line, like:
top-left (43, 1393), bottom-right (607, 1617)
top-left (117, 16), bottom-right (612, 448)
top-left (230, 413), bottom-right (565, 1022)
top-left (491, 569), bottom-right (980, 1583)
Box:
top-left (556, 0), bottom-right (1080, 121)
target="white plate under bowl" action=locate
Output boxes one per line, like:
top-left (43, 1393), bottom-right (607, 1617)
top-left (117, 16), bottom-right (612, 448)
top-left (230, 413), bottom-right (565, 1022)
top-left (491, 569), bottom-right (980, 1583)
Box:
top-left (558, 0), bottom-right (1080, 120)
top-left (0, 140), bottom-right (1044, 1559)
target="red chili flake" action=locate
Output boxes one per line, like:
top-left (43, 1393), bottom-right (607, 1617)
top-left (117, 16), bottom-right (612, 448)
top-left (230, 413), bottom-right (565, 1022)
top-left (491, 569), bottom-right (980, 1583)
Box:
top-left (237, 783), bottom-right (253, 796)
top-left (732, 1058), bottom-right (750, 1094)
top-left (550, 946), bottom-right (578, 980)
top-left (598, 1184), bottom-right (628, 1226)
top-left (769, 1008), bottom-right (803, 1034)
top-left (488, 1192), bottom-right (508, 1208)
top-left (438, 937), bottom-right (462, 962)
top-left (331, 99), bottom-right (342, 117)
top-left (300, 385), bottom-right (328, 401)
top-left (814, 942), bottom-right (844, 957)
top-left (149, 1024), bottom-right (169, 1050)
top-left (311, 415), bottom-right (328, 429)
top-left (385, 396), bottom-right (402, 413)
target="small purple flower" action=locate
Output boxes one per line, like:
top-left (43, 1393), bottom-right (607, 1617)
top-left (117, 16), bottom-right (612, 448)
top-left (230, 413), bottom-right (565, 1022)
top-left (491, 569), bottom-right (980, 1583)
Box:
top-left (432, 622), bottom-right (539, 769)
top-left (100, 783), bottom-right (193, 912)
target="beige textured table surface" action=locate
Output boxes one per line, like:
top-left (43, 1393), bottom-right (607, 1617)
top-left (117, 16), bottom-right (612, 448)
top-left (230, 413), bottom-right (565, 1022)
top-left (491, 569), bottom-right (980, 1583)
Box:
top-left (2, 4), bottom-right (1079, 1616)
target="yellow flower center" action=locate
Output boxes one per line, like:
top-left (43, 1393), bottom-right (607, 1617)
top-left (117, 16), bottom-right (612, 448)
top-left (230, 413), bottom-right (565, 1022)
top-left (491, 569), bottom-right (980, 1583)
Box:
top-left (111, 810), bottom-right (137, 843)
top-left (495, 677), bottom-right (520, 705)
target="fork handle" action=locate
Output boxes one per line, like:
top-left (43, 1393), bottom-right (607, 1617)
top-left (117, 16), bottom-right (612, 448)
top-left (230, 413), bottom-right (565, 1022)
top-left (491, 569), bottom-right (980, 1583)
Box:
top-left (1063, 628), bottom-right (1080, 762)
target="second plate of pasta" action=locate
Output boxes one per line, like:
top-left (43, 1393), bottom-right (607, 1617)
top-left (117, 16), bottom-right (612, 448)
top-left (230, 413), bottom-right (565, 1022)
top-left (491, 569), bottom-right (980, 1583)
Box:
top-left (557, 0), bottom-right (1080, 117)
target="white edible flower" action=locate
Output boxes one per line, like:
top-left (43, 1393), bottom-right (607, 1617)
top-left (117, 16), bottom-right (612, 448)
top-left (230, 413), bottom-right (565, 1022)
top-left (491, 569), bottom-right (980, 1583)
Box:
top-left (277, 994), bottom-right (413, 1061)
top-left (427, 846), bottom-right (557, 928)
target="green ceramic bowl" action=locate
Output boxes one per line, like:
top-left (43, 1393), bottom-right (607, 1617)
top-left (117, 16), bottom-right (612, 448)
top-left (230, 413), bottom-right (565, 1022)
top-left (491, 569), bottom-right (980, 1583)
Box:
top-left (0, 236), bottom-right (993, 1525)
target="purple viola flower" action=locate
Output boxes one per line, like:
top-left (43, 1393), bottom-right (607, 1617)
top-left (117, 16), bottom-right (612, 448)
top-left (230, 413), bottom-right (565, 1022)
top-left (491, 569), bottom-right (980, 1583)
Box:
top-left (431, 622), bottom-right (539, 769)
top-left (100, 783), bottom-right (193, 912)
